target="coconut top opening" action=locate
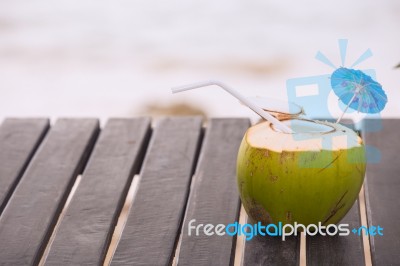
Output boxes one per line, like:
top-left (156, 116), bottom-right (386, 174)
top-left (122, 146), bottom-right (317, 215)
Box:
top-left (271, 119), bottom-right (335, 134)
top-left (247, 120), bottom-right (363, 152)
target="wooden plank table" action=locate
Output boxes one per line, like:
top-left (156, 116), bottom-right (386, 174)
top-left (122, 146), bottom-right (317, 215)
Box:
top-left (0, 117), bottom-right (397, 266)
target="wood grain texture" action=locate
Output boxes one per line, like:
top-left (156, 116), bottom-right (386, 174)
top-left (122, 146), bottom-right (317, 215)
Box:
top-left (44, 118), bottom-right (151, 265)
top-left (243, 233), bottom-right (300, 266)
top-left (0, 118), bottom-right (49, 214)
top-left (178, 118), bottom-right (250, 266)
top-left (306, 200), bottom-right (365, 266)
top-left (362, 119), bottom-right (400, 265)
top-left (111, 117), bottom-right (203, 266)
top-left (0, 119), bottom-right (99, 265)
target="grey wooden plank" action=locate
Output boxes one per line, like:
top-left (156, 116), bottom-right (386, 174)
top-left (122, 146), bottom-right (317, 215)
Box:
top-left (0, 118), bottom-right (99, 265)
top-left (178, 118), bottom-right (250, 266)
top-left (244, 233), bottom-right (300, 266)
top-left (45, 118), bottom-right (151, 265)
top-left (0, 118), bottom-right (49, 214)
top-left (111, 117), bottom-right (203, 266)
top-left (306, 200), bottom-right (365, 266)
top-left (362, 118), bottom-right (400, 265)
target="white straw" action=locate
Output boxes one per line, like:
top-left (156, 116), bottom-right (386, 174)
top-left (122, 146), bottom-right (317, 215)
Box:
top-left (171, 80), bottom-right (294, 133)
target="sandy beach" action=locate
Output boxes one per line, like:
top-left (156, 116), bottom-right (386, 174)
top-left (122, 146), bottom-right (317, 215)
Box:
top-left (1, 0), bottom-right (399, 123)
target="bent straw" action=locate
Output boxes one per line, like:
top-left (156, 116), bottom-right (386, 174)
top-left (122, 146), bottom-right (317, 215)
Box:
top-left (171, 80), bottom-right (294, 133)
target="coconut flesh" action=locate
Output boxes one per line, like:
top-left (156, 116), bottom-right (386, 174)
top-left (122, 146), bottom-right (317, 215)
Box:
top-left (237, 118), bottom-right (366, 227)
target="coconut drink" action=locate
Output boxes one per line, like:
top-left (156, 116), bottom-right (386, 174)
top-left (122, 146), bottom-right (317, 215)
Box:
top-left (237, 118), bottom-right (366, 226)
top-left (172, 80), bottom-right (371, 228)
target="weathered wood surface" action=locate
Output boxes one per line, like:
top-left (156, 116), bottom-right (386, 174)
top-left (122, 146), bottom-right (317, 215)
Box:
top-left (45, 118), bottom-right (151, 265)
top-left (111, 117), bottom-right (203, 265)
top-left (0, 118), bottom-right (49, 214)
top-left (362, 119), bottom-right (400, 265)
top-left (178, 118), bottom-right (250, 266)
top-left (243, 234), bottom-right (300, 266)
top-left (0, 119), bottom-right (99, 265)
top-left (306, 200), bottom-right (365, 266)
top-left (0, 116), bottom-right (399, 265)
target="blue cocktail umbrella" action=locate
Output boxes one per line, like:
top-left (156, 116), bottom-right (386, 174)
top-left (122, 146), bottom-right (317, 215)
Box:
top-left (331, 67), bottom-right (387, 123)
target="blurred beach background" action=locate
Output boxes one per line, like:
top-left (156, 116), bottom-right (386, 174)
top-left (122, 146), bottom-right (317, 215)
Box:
top-left (0, 0), bottom-right (399, 124)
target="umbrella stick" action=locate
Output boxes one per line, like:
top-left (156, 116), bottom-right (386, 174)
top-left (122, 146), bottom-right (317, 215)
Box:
top-left (336, 91), bottom-right (359, 123)
top-left (171, 80), bottom-right (294, 133)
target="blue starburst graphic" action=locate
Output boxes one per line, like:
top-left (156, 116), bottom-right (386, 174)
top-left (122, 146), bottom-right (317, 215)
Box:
top-left (286, 39), bottom-right (383, 165)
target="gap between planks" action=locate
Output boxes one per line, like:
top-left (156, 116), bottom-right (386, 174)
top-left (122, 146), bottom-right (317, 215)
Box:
top-left (171, 172), bottom-right (202, 266)
top-left (39, 175), bottom-right (83, 265)
top-left (233, 205), bottom-right (247, 266)
top-left (103, 174), bottom-right (141, 265)
top-left (359, 183), bottom-right (372, 266)
top-left (358, 124), bottom-right (372, 266)
top-left (171, 127), bottom-right (205, 266)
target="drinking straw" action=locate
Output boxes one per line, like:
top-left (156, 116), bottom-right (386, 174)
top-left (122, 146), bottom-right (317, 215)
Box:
top-left (336, 89), bottom-right (360, 123)
top-left (171, 80), bottom-right (294, 133)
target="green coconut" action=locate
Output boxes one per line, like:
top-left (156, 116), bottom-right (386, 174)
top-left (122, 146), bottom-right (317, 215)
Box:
top-left (237, 119), bottom-right (366, 226)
